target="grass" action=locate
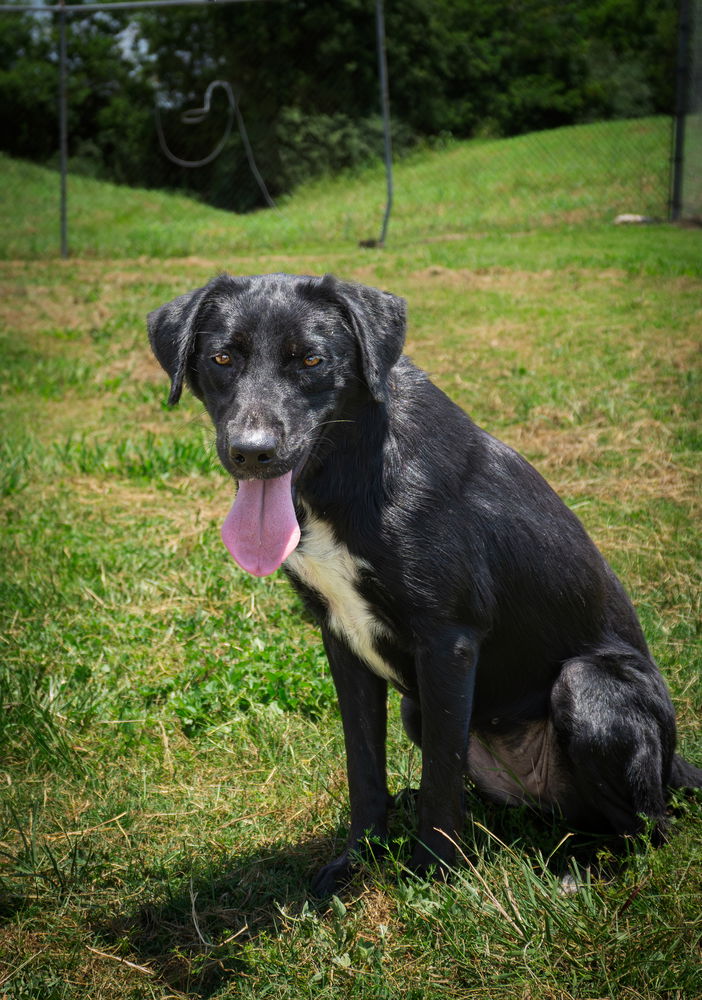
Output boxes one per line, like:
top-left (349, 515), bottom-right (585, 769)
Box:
top-left (0, 116), bottom-right (674, 259)
top-left (1, 119), bottom-right (701, 998)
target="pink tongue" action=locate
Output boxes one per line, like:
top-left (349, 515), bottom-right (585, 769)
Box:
top-left (221, 471), bottom-right (301, 577)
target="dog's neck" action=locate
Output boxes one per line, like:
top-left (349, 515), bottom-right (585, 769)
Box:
top-left (295, 394), bottom-right (391, 534)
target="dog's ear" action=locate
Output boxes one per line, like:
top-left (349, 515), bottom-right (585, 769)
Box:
top-left (324, 276), bottom-right (406, 403)
top-left (147, 285), bottom-right (209, 405)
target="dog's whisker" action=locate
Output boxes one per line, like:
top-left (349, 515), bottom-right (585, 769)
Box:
top-left (305, 418), bottom-right (356, 435)
top-left (315, 418), bottom-right (356, 426)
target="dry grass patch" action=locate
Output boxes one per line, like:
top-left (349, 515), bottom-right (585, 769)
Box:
top-left (507, 417), bottom-right (696, 500)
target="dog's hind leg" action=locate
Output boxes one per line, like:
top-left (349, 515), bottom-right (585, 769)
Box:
top-left (669, 753), bottom-right (702, 790)
top-left (550, 645), bottom-right (678, 839)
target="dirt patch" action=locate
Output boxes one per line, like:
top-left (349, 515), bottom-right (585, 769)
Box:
top-left (408, 265), bottom-right (544, 292)
top-left (406, 263), bottom-right (631, 289)
top-left (101, 346), bottom-right (165, 384)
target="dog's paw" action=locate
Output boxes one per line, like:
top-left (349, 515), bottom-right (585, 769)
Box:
top-left (310, 852), bottom-right (356, 898)
top-left (409, 842), bottom-right (454, 883)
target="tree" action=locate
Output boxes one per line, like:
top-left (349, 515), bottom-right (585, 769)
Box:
top-left (0, 0), bottom-right (678, 211)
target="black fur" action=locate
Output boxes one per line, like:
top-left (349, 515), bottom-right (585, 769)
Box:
top-left (148, 272), bottom-right (701, 895)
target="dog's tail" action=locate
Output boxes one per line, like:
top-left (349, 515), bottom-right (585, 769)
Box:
top-left (669, 753), bottom-right (702, 790)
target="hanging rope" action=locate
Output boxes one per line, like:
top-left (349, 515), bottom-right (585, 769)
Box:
top-left (154, 80), bottom-right (276, 208)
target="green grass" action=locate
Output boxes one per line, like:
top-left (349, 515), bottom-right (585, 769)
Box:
top-left (0, 116), bottom-right (674, 259)
top-left (1, 120), bottom-right (701, 998)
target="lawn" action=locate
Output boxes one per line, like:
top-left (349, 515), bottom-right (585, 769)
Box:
top-left (1, 119), bottom-right (701, 999)
top-left (0, 116), bottom-right (672, 260)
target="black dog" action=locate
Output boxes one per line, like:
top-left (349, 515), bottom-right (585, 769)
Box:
top-left (148, 272), bottom-right (701, 895)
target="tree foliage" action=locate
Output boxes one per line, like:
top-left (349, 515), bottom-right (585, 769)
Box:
top-left (0, 0), bottom-right (678, 211)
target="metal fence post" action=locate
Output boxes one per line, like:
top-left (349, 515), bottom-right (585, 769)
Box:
top-left (59, 0), bottom-right (69, 257)
top-left (671, 0), bottom-right (691, 221)
top-left (375, 0), bottom-right (393, 247)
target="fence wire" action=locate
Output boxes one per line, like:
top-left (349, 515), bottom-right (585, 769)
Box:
top-left (0, 0), bottom-right (688, 257)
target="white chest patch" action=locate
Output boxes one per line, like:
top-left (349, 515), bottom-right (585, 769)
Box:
top-left (285, 511), bottom-right (399, 684)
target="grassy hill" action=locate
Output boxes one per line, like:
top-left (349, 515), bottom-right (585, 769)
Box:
top-left (2, 116), bottom-right (674, 259)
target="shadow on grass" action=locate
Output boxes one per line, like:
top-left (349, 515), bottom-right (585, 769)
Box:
top-left (93, 831), bottom-right (344, 998)
top-left (91, 792), bottom-right (631, 999)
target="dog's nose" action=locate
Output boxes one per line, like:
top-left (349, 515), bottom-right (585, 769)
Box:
top-left (228, 433), bottom-right (279, 470)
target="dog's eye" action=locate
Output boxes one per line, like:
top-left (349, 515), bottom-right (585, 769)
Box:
top-left (303, 354), bottom-right (322, 368)
top-left (212, 353), bottom-right (231, 366)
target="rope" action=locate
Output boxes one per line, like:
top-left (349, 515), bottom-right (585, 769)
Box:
top-left (154, 80), bottom-right (276, 208)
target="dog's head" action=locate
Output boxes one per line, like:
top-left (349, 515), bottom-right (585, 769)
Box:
top-left (147, 272), bottom-right (406, 575)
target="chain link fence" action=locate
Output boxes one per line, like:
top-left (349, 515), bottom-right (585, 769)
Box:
top-left (0, 0), bottom-right (689, 257)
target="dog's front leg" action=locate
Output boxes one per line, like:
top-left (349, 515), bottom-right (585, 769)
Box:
top-left (412, 628), bottom-right (478, 878)
top-left (311, 627), bottom-right (392, 897)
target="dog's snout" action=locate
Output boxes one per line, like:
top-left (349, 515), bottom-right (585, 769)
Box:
top-left (231, 447), bottom-right (274, 466)
top-left (228, 432), bottom-right (279, 471)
